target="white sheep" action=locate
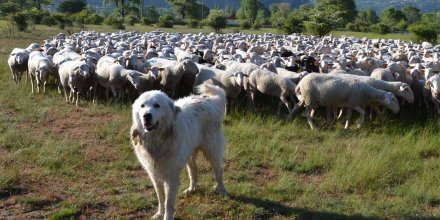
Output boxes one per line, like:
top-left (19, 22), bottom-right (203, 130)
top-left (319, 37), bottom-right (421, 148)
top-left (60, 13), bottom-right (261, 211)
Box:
top-left (28, 51), bottom-right (53, 94)
top-left (245, 69), bottom-right (297, 115)
top-left (194, 66), bottom-right (245, 112)
top-left (8, 48), bottom-right (29, 85)
top-left (58, 61), bottom-right (92, 106)
top-left (290, 73), bottom-right (400, 130)
top-left (425, 74), bottom-right (440, 114)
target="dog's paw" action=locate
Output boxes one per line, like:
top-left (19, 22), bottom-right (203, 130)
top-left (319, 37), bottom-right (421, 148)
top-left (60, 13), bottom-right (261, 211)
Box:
top-left (183, 187), bottom-right (196, 196)
top-left (152, 212), bottom-right (163, 220)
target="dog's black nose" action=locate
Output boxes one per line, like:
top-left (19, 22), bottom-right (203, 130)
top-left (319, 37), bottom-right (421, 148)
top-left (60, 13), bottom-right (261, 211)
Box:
top-left (143, 113), bottom-right (152, 123)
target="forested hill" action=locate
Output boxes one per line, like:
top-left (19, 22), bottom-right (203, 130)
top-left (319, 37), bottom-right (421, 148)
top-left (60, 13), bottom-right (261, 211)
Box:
top-left (77, 0), bottom-right (440, 13)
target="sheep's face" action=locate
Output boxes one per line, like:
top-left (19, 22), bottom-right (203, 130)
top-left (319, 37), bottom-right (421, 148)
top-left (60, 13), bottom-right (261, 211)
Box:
top-left (78, 64), bottom-right (90, 78)
top-left (127, 71), bottom-right (142, 91)
top-left (37, 67), bottom-right (50, 81)
top-left (133, 90), bottom-right (177, 133)
top-left (398, 83), bottom-right (414, 103)
top-left (383, 92), bottom-right (400, 113)
top-left (428, 75), bottom-right (440, 99)
top-left (232, 71), bottom-right (245, 87)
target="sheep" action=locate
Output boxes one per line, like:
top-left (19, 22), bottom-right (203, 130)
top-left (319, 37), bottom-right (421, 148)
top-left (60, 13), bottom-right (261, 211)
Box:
top-left (194, 66), bottom-right (246, 112)
top-left (245, 69), bottom-right (297, 115)
top-left (425, 74), bottom-right (440, 115)
top-left (8, 48), bottom-right (29, 85)
top-left (95, 56), bottom-right (143, 101)
top-left (58, 61), bottom-right (93, 106)
top-left (290, 73), bottom-right (400, 130)
top-left (28, 52), bottom-right (53, 94)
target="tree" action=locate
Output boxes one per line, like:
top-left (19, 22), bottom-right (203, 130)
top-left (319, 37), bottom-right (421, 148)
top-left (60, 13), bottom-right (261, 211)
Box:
top-left (357, 9), bottom-right (379, 24)
top-left (314, 0), bottom-right (356, 25)
top-left (304, 10), bottom-right (342, 36)
top-left (58, 0), bottom-right (86, 14)
top-left (420, 12), bottom-right (440, 32)
top-left (30, 0), bottom-right (53, 10)
top-left (205, 9), bottom-right (227, 33)
top-left (408, 23), bottom-right (438, 44)
top-left (103, 0), bottom-right (141, 18)
top-left (237, 0), bottom-right (265, 28)
top-left (0, 2), bottom-right (21, 18)
top-left (145, 5), bottom-right (160, 24)
top-left (380, 7), bottom-right (406, 30)
top-left (166, 0), bottom-right (209, 20)
top-left (253, 9), bottom-right (266, 29)
top-left (402, 6), bottom-right (421, 25)
top-left (282, 11), bottom-right (304, 34)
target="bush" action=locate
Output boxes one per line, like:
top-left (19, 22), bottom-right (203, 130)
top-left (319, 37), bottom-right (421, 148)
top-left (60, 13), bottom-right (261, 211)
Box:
top-left (52, 13), bottom-right (73, 30)
top-left (186, 19), bottom-right (199, 28)
top-left (11, 12), bottom-right (28, 32)
top-left (126, 14), bottom-right (139, 26)
top-left (205, 10), bottom-right (227, 33)
top-left (104, 16), bottom-right (125, 29)
top-left (85, 13), bottom-right (104, 25)
top-left (141, 17), bottom-right (151, 25)
top-left (0, 2), bottom-right (21, 18)
top-left (158, 14), bottom-right (174, 28)
top-left (408, 23), bottom-right (438, 44)
top-left (239, 20), bottom-right (251, 30)
top-left (282, 12), bottom-right (304, 34)
top-left (346, 20), bottom-right (370, 32)
top-left (41, 15), bottom-right (56, 26)
top-left (371, 23), bottom-right (390, 34)
top-left (28, 8), bottom-right (49, 24)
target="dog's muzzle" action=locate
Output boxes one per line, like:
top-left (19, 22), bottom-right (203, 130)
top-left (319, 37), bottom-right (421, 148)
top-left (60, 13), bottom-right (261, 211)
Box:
top-left (143, 113), bottom-right (159, 131)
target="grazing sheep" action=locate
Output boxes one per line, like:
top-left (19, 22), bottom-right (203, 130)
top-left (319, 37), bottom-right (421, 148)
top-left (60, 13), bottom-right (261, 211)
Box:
top-left (194, 66), bottom-right (246, 112)
top-left (8, 48), bottom-right (29, 85)
top-left (291, 73), bottom-right (400, 130)
top-left (245, 69), bottom-right (297, 115)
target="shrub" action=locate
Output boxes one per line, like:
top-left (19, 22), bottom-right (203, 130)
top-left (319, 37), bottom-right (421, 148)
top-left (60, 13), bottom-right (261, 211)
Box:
top-left (186, 19), bottom-right (199, 28)
top-left (105, 16), bottom-right (125, 29)
top-left (205, 10), bottom-right (227, 33)
top-left (141, 17), bottom-right (151, 25)
top-left (158, 14), bottom-right (174, 28)
top-left (282, 12), bottom-right (304, 34)
top-left (52, 13), bottom-right (73, 30)
top-left (0, 2), bottom-right (21, 18)
top-left (371, 23), bottom-right (390, 34)
top-left (11, 12), bottom-right (28, 32)
top-left (346, 20), bottom-right (370, 32)
top-left (85, 13), bottom-right (103, 25)
top-left (408, 23), bottom-right (438, 44)
top-left (41, 15), bottom-right (56, 26)
top-left (239, 20), bottom-right (251, 30)
top-left (126, 14), bottom-right (139, 26)
top-left (27, 8), bottom-right (50, 24)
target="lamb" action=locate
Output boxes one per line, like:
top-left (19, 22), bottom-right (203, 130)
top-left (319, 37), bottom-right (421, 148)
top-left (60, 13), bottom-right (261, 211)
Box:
top-left (58, 61), bottom-right (93, 106)
top-left (8, 48), bottom-right (29, 85)
top-left (290, 73), bottom-right (400, 130)
top-left (245, 69), bottom-right (297, 115)
top-left (193, 66), bottom-right (245, 112)
top-left (28, 51), bottom-right (53, 94)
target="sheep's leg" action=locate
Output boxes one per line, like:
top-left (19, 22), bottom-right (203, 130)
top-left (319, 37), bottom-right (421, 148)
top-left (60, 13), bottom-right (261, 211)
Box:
top-left (337, 108), bottom-right (344, 119)
top-left (36, 76), bottom-right (41, 93)
top-left (344, 109), bottom-right (353, 129)
top-left (279, 96), bottom-right (292, 115)
top-left (76, 91), bottom-right (80, 107)
top-left (249, 91), bottom-right (257, 112)
top-left (326, 107), bottom-right (336, 124)
top-left (43, 80), bottom-right (47, 94)
top-left (353, 106), bottom-right (366, 128)
top-left (287, 100), bottom-right (304, 120)
top-left (29, 73), bottom-right (35, 94)
top-left (305, 107), bottom-right (317, 130)
top-left (64, 87), bottom-right (69, 103)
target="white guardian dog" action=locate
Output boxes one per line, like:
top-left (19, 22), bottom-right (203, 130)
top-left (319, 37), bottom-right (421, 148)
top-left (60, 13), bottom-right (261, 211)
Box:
top-left (130, 83), bottom-right (228, 220)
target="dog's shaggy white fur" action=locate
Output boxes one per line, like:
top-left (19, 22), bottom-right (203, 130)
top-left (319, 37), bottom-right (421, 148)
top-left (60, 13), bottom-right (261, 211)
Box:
top-left (130, 83), bottom-right (228, 220)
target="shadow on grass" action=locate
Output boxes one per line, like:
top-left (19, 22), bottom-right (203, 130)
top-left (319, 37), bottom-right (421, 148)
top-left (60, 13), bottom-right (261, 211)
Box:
top-left (231, 194), bottom-right (381, 220)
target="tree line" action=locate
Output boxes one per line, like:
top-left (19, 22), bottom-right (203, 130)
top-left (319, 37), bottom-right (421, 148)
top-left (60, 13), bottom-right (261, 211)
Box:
top-left (0, 0), bottom-right (439, 43)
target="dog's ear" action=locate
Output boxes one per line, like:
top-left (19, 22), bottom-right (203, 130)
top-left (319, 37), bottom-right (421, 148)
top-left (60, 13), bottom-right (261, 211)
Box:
top-left (130, 123), bottom-right (141, 146)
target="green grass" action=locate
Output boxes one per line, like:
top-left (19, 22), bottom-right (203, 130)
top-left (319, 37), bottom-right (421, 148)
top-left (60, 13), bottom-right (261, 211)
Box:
top-left (1, 23), bottom-right (440, 219)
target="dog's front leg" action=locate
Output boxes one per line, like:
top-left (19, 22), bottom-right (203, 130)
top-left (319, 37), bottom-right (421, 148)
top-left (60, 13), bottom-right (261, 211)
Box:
top-left (151, 179), bottom-right (165, 219)
top-left (164, 178), bottom-right (179, 220)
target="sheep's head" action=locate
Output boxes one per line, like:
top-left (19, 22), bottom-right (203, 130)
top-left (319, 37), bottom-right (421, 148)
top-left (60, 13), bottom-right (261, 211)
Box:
top-left (382, 92), bottom-right (400, 113)
top-left (127, 71), bottom-right (142, 91)
top-left (230, 71), bottom-right (245, 87)
top-left (75, 63), bottom-right (90, 78)
top-left (398, 83), bottom-right (414, 103)
top-left (427, 75), bottom-right (440, 100)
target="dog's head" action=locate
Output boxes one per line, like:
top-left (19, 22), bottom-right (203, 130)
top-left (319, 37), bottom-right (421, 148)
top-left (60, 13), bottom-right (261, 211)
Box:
top-left (132, 90), bottom-right (180, 135)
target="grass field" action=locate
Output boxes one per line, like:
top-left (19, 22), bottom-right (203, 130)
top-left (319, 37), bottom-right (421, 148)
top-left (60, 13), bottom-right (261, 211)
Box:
top-left (1, 22), bottom-right (440, 219)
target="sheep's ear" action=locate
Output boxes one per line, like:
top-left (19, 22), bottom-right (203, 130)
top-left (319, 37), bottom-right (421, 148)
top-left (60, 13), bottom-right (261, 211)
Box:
top-left (113, 59), bottom-right (119, 64)
top-left (158, 67), bottom-right (165, 71)
top-left (243, 73), bottom-right (249, 77)
top-left (145, 67), bottom-right (151, 72)
top-left (399, 84), bottom-right (408, 92)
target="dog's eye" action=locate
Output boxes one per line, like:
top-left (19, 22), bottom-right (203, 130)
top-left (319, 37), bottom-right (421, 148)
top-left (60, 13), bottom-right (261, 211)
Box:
top-left (154, 103), bottom-right (160, 108)
top-left (141, 104), bottom-right (145, 108)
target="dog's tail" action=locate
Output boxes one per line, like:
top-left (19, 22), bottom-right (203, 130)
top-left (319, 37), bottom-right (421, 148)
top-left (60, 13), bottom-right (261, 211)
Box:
top-left (196, 81), bottom-right (226, 114)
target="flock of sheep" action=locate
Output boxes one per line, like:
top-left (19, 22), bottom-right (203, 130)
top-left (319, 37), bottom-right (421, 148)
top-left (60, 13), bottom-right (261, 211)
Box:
top-left (7, 30), bottom-right (440, 129)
